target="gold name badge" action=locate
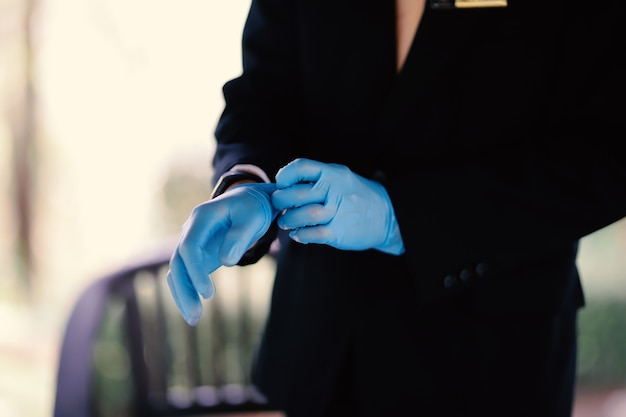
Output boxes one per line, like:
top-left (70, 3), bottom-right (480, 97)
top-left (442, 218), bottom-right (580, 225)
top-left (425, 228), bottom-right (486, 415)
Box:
top-left (430, 0), bottom-right (507, 8)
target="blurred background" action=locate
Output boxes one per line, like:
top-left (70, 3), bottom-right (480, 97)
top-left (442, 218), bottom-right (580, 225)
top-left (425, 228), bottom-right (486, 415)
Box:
top-left (1, 0), bottom-right (252, 415)
top-left (0, 1), bottom-right (625, 416)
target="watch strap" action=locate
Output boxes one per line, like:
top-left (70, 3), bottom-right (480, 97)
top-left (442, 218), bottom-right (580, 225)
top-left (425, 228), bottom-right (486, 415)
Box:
top-left (210, 170), bottom-right (265, 198)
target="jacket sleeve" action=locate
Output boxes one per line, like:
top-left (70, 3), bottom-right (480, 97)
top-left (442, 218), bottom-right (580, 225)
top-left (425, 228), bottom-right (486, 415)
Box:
top-left (212, 0), bottom-right (303, 181)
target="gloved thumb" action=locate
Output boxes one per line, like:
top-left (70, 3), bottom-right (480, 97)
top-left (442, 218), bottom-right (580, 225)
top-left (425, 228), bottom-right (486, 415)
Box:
top-left (219, 224), bottom-right (261, 266)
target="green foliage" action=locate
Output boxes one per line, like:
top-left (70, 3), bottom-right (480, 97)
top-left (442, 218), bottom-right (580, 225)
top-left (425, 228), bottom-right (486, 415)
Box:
top-left (577, 298), bottom-right (626, 389)
top-left (92, 296), bottom-right (135, 417)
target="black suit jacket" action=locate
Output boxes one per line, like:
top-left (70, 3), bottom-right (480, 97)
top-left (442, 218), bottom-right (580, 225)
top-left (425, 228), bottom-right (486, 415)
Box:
top-left (212, 0), bottom-right (626, 414)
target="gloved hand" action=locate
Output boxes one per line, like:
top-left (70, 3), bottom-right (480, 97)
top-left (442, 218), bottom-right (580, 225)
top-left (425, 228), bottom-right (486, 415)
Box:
top-left (167, 182), bottom-right (278, 325)
top-left (272, 158), bottom-right (405, 255)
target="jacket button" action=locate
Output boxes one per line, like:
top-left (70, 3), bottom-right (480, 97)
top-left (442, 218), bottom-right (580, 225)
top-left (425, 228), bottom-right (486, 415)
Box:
top-left (459, 268), bottom-right (474, 283)
top-left (372, 170), bottom-right (387, 182)
top-left (475, 262), bottom-right (489, 277)
top-left (443, 274), bottom-right (458, 289)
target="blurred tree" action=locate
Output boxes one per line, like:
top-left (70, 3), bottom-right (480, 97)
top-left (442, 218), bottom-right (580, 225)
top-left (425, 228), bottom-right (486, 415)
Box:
top-left (2, 0), bottom-right (39, 297)
top-left (157, 150), bottom-right (214, 236)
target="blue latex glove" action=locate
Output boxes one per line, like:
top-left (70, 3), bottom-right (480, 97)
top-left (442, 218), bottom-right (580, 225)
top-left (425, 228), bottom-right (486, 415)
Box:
top-left (167, 183), bottom-right (278, 325)
top-left (272, 158), bottom-right (405, 255)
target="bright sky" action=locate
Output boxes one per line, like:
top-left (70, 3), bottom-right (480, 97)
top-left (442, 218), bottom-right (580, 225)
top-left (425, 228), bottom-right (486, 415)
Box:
top-left (35, 0), bottom-right (251, 312)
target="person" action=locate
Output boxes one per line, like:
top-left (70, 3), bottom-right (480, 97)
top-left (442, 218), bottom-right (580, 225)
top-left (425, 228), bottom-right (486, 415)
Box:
top-left (166, 0), bottom-right (626, 415)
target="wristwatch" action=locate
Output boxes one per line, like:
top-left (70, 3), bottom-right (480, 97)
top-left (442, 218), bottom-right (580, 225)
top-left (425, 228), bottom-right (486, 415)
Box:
top-left (210, 170), bottom-right (264, 198)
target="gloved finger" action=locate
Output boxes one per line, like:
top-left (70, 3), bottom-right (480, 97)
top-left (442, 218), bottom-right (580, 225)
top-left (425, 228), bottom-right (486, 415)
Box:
top-left (219, 194), bottom-right (274, 265)
top-left (288, 224), bottom-right (336, 246)
top-left (275, 158), bottom-right (325, 188)
top-left (167, 260), bottom-right (205, 326)
top-left (277, 203), bottom-right (334, 230)
top-left (218, 222), bottom-right (265, 266)
top-left (170, 242), bottom-right (218, 298)
top-left (271, 182), bottom-right (325, 210)
top-left (177, 224), bottom-right (225, 298)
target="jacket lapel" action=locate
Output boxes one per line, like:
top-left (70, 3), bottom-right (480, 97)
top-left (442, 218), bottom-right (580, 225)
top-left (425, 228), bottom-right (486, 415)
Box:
top-left (338, 0), bottom-right (396, 118)
top-left (375, 7), bottom-right (476, 135)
